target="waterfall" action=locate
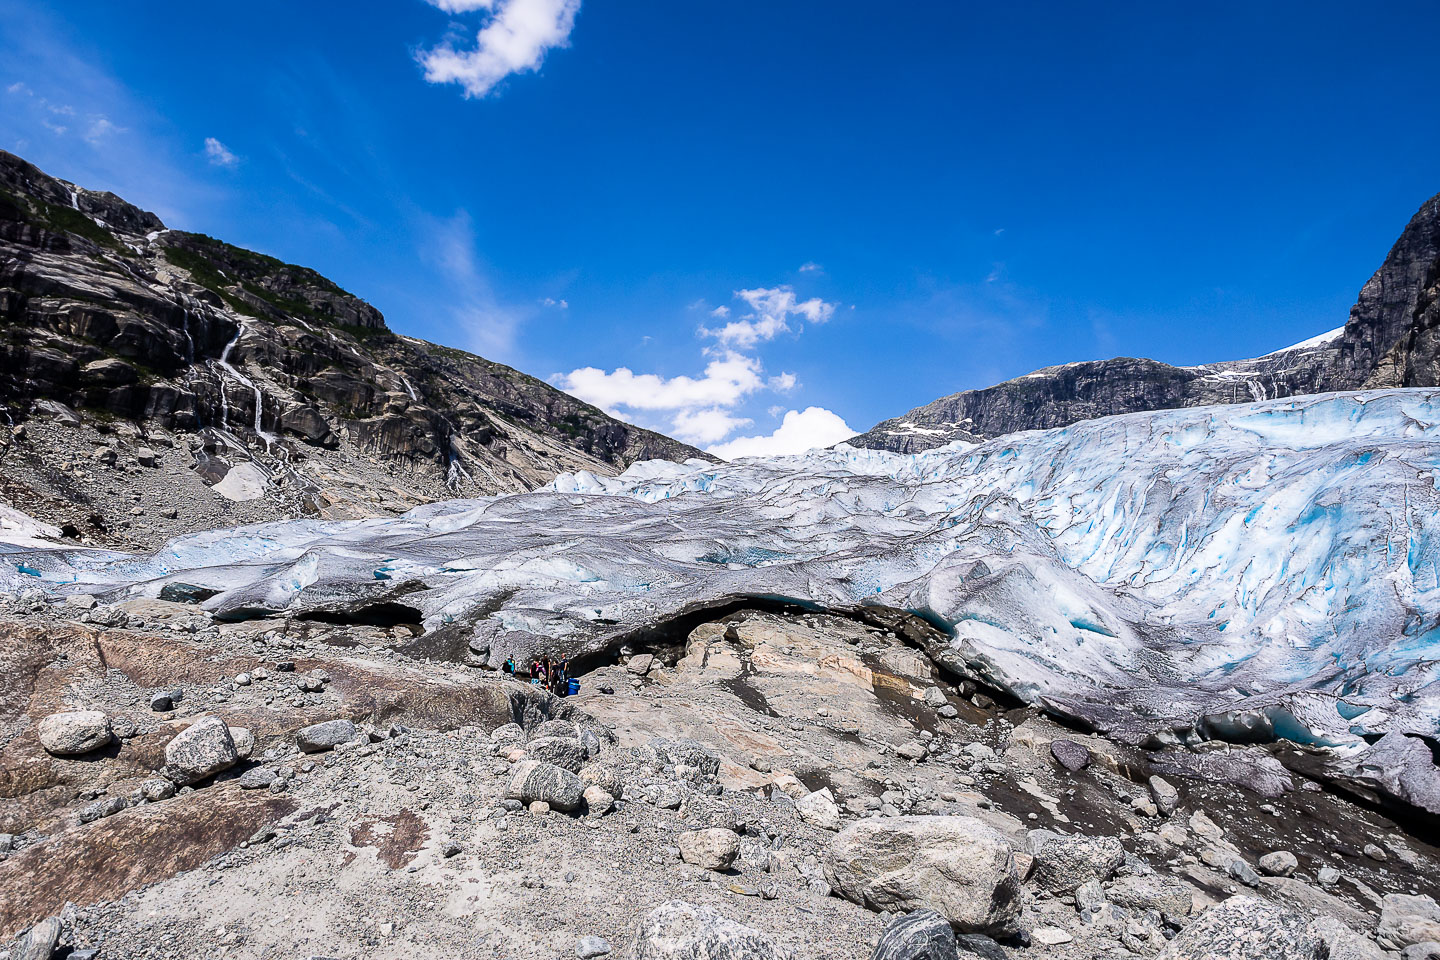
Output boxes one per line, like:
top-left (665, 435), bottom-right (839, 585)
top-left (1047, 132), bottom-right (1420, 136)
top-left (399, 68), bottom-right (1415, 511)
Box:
top-left (214, 323), bottom-right (279, 451)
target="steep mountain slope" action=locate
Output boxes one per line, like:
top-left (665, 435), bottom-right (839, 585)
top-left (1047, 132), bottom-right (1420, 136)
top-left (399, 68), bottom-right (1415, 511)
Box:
top-left (852, 190), bottom-right (1440, 452)
top-left (0, 151), bottom-right (705, 546)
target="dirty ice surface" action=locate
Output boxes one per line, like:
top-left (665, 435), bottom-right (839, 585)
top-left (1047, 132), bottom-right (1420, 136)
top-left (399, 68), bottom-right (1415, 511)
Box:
top-left (5, 389), bottom-right (1440, 755)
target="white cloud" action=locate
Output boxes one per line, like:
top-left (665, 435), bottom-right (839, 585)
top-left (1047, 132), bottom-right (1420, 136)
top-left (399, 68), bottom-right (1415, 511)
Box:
top-left (419, 0), bottom-right (581, 99)
top-left (671, 407), bottom-right (753, 446)
top-left (767, 372), bottom-right (797, 393)
top-left (204, 137), bottom-right (239, 168)
top-left (6, 82), bottom-right (32, 95)
top-left (81, 115), bottom-right (123, 145)
top-left (798, 261), bottom-right (821, 273)
top-left (700, 285), bottom-right (837, 349)
top-left (709, 407), bottom-right (856, 461)
top-left (541, 296), bottom-right (568, 308)
top-left (558, 279), bottom-right (843, 452)
top-left (557, 353), bottom-right (764, 413)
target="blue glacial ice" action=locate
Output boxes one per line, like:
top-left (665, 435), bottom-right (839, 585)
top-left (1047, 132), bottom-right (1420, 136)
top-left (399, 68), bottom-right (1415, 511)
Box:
top-left (4, 389), bottom-right (1440, 757)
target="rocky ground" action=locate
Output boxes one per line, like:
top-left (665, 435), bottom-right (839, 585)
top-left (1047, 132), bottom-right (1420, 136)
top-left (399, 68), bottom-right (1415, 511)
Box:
top-left (1, 594), bottom-right (1438, 960)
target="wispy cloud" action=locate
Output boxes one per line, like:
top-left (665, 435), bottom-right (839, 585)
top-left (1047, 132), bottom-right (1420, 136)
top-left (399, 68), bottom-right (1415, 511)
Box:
top-left (700, 285), bottom-right (837, 349)
top-left (204, 136), bottom-right (239, 168)
top-left (798, 261), bottom-right (822, 273)
top-left (418, 0), bottom-right (581, 98)
top-left (540, 296), bottom-right (568, 309)
top-left (419, 209), bottom-right (526, 362)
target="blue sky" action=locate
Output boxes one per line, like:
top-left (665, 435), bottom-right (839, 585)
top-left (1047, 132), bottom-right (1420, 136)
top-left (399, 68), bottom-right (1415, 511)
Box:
top-left (4, 2), bottom-right (1438, 457)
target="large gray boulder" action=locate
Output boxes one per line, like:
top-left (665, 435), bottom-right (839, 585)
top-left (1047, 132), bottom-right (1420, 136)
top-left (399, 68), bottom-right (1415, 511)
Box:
top-left (508, 759), bottom-right (585, 812)
top-left (1027, 829), bottom-right (1125, 893)
top-left (527, 736), bottom-right (588, 772)
top-left (164, 716), bottom-right (239, 785)
top-left (633, 900), bottom-right (789, 959)
top-left (1106, 874), bottom-right (1195, 920)
top-left (296, 719), bottom-right (358, 753)
top-left (871, 909), bottom-right (959, 960)
top-left (37, 710), bottom-right (112, 755)
top-left (678, 828), bottom-right (740, 871)
top-left (1156, 896), bottom-right (1324, 960)
top-left (824, 816), bottom-right (1022, 936)
top-left (1380, 894), bottom-right (1440, 950)
top-left (1308, 917), bottom-right (1388, 960)
top-left (12, 917), bottom-right (61, 960)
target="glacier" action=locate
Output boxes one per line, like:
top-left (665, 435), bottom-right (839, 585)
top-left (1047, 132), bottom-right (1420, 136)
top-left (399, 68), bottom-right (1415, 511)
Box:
top-left (4, 389), bottom-right (1440, 803)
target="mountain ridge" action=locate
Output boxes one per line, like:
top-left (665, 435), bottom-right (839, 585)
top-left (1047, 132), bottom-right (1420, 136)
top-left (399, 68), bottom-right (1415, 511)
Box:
top-left (0, 150), bottom-right (708, 547)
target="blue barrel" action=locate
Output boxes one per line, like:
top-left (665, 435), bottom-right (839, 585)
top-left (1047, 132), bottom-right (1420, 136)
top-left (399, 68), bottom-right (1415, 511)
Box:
top-left (567, 678), bottom-right (580, 696)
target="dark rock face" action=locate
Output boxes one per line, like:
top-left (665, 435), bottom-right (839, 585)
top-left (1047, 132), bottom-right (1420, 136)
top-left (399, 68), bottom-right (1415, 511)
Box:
top-left (851, 192), bottom-right (1440, 452)
top-left (0, 149), bottom-right (708, 515)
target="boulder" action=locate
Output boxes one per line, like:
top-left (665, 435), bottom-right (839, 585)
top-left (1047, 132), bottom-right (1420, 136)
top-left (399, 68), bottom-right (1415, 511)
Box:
top-left (508, 759), bottom-right (584, 812)
top-left (1259, 851), bottom-right (1298, 877)
top-left (228, 727), bottom-right (255, 759)
top-left (633, 900), bottom-right (789, 960)
top-left (1157, 896), bottom-right (1324, 960)
top-left (1380, 895), bottom-right (1440, 950)
top-left (1027, 830), bottom-right (1125, 893)
top-left (12, 917), bottom-right (62, 960)
top-left (1105, 874), bottom-right (1195, 919)
top-left (1308, 917), bottom-right (1388, 960)
top-left (1148, 775), bottom-right (1180, 815)
top-left (164, 716), bottom-right (239, 785)
top-left (678, 828), bottom-right (740, 871)
top-left (796, 788), bottom-right (842, 830)
top-left (583, 786), bottom-right (614, 818)
top-left (577, 935), bottom-right (613, 959)
top-left (628, 653), bottom-right (655, 675)
top-left (296, 719), bottom-right (358, 753)
top-left (37, 710), bottom-right (113, 755)
top-left (532, 719), bottom-right (578, 739)
top-left (872, 909), bottom-right (959, 960)
top-left (824, 816), bottom-right (1022, 935)
top-left (527, 736), bottom-right (588, 772)
top-left (1050, 739), bottom-right (1090, 772)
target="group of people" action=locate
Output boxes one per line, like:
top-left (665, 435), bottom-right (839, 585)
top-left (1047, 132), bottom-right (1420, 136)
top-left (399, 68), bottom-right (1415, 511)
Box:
top-left (501, 654), bottom-right (573, 696)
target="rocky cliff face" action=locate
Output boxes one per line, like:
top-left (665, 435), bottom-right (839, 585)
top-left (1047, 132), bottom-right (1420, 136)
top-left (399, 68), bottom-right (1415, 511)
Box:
top-left (852, 191), bottom-right (1440, 452)
top-left (0, 151), bottom-right (706, 544)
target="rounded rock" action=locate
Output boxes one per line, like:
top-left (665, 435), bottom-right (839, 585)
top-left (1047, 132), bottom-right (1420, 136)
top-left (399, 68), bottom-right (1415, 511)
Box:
top-left (37, 710), bottom-right (113, 756)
